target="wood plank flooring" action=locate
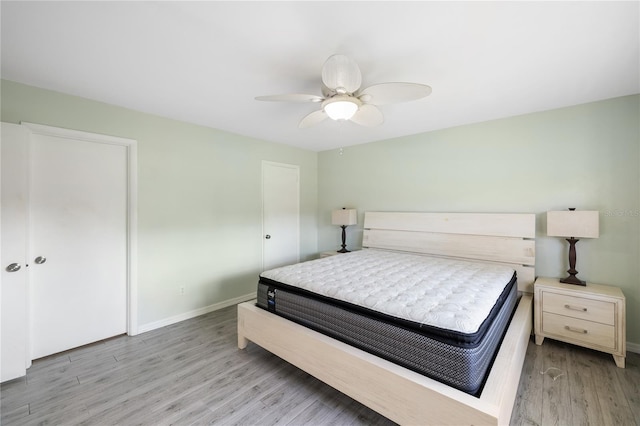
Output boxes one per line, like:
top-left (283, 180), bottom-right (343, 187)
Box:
top-left (2, 305), bottom-right (639, 425)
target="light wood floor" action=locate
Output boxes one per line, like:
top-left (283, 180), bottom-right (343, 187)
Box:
top-left (2, 305), bottom-right (639, 425)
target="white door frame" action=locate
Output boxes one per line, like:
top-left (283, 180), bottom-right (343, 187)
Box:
top-left (22, 122), bottom-right (139, 336)
top-left (261, 161), bottom-right (300, 270)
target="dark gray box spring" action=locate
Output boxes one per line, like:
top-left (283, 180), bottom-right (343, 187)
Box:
top-left (256, 275), bottom-right (518, 396)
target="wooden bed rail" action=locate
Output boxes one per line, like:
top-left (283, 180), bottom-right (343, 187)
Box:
top-left (238, 294), bottom-right (533, 425)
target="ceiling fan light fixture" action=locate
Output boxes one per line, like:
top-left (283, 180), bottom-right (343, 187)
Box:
top-left (256, 54), bottom-right (432, 128)
top-left (323, 96), bottom-right (361, 120)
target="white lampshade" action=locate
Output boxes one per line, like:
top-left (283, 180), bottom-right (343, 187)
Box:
top-left (332, 208), bottom-right (357, 226)
top-left (547, 210), bottom-right (599, 238)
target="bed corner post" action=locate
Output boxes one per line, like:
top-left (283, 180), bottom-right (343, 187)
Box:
top-left (237, 303), bottom-right (249, 349)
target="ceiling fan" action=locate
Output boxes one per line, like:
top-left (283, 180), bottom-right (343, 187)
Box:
top-left (256, 55), bottom-right (432, 128)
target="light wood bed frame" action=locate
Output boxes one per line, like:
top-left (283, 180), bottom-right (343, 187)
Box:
top-left (238, 212), bottom-right (535, 425)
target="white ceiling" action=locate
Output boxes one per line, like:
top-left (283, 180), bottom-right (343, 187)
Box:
top-left (2, 1), bottom-right (639, 152)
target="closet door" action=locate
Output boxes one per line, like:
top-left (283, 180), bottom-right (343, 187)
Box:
top-left (1, 123), bottom-right (30, 381)
top-left (262, 161), bottom-right (300, 271)
top-left (26, 124), bottom-right (133, 359)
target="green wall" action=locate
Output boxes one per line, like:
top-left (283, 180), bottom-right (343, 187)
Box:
top-left (1, 80), bottom-right (318, 328)
top-left (318, 95), bottom-right (640, 345)
top-left (3, 79), bottom-right (638, 347)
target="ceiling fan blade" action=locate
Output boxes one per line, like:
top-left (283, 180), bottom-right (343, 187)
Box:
top-left (321, 55), bottom-right (362, 94)
top-left (359, 83), bottom-right (432, 105)
top-left (256, 94), bottom-right (324, 103)
top-left (299, 110), bottom-right (328, 128)
top-left (350, 104), bottom-right (383, 127)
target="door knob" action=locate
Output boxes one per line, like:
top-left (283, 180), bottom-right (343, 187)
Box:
top-left (5, 263), bottom-right (21, 272)
top-left (35, 256), bottom-right (47, 264)
top-left (265, 235), bottom-right (271, 239)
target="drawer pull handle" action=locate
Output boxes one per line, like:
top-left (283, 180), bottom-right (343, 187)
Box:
top-left (564, 304), bottom-right (587, 312)
top-left (565, 325), bottom-right (588, 334)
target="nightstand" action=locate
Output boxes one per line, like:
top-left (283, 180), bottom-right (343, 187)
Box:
top-left (319, 250), bottom-right (358, 258)
top-left (319, 251), bottom-right (340, 258)
top-left (534, 277), bottom-right (626, 368)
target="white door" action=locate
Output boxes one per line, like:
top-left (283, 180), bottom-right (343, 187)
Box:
top-left (262, 161), bottom-right (300, 271)
top-left (27, 124), bottom-right (131, 359)
top-left (1, 123), bottom-right (30, 381)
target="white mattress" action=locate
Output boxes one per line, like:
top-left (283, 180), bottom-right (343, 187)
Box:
top-left (260, 249), bottom-right (515, 334)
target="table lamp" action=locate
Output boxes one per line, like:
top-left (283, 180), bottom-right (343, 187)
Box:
top-left (547, 209), bottom-right (599, 285)
top-left (331, 208), bottom-right (357, 253)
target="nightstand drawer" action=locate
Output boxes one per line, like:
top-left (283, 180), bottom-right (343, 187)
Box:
top-left (542, 292), bottom-right (615, 325)
top-left (542, 312), bottom-right (616, 349)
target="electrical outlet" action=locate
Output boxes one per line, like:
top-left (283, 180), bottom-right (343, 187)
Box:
top-left (179, 285), bottom-right (185, 296)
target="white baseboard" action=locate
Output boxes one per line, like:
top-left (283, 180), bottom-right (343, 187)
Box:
top-left (136, 297), bottom-right (640, 356)
top-left (136, 292), bottom-right (256, 335)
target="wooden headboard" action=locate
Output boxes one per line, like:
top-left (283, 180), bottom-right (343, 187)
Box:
top-left (362, 212), bottom-right (536, 293)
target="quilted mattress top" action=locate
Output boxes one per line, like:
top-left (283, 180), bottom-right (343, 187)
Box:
top-left (259, 249), bottom-right (515, 334)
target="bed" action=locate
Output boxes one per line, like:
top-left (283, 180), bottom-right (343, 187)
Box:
top-left (238, 212), bottom-right (535, 425)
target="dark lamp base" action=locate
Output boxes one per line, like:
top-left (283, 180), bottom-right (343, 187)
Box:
top-left (337, 225), bottom-right (351, 253)
top-left (560, 275), bottom-right (586, 286)
top-left (561, 237), bottom-right (587, 286)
